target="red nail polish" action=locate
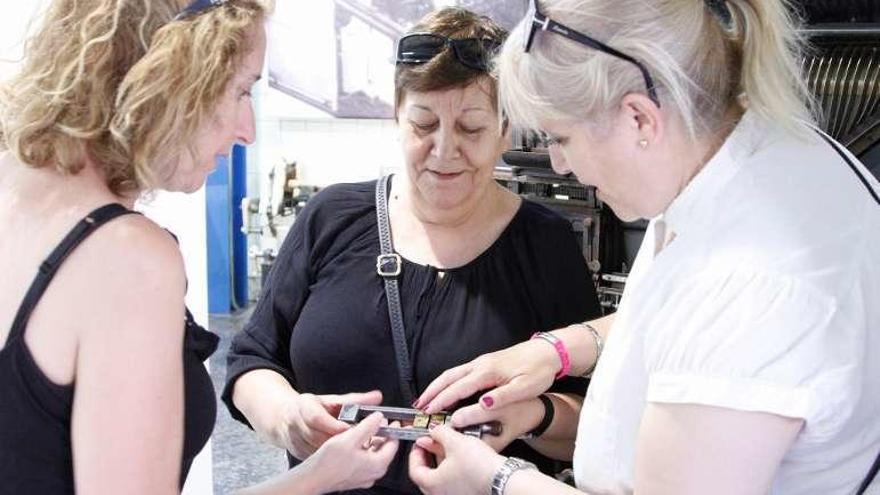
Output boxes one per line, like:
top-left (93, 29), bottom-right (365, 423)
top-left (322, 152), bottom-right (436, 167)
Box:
top-left (482, 396), bottom-right (494, 408)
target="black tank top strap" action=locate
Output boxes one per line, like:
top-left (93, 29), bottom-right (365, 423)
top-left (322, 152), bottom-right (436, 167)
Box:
top-left (7, 203), bottom-right (141, 343)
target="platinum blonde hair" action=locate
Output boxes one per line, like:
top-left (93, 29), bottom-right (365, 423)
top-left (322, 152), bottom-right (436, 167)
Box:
top-left (497, 0), bottom-right (817, 139)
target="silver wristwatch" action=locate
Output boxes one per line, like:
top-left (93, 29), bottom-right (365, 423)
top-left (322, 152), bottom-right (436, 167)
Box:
top-left (490, 457), bottom-right (537, 495)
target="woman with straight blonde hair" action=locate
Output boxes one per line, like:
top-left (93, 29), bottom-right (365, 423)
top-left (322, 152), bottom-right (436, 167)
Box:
top-left (407, 0), bottom-right (880, 494)
top-left (0, 1), bottom-right (398, 493)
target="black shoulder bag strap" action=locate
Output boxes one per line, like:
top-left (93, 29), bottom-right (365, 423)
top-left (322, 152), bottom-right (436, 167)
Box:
top-left (814, 129), bottom-right (880, 207)
top-left (813, 130), bottom-right (879, 494)
top-left (375, 174), bottom-right (417, 405)
top-left (858, 455), bottom-right (880, 495)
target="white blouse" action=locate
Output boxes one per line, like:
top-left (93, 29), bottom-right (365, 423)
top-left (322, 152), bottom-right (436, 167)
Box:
top-left (573, 111), bottom-right (880, 494)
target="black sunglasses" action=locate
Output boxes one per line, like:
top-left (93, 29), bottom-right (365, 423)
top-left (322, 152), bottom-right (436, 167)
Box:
top-left (175, 0), bottom-right (228, 21)
top-left (396, 33), bottom-right (501, 72)
top-left (523, 0), bottom-right (661, 107)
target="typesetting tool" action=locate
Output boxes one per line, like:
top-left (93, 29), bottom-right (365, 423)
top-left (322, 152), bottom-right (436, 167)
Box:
top-left (338, 404), bottom-right (502, 441)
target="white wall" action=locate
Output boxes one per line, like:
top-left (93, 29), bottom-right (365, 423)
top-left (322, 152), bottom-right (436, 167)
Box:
top-left (253, 79), bottom-right (403, 192)
top-left (244, 72), bottom-right (403, 259)
top-left (0, 2), bottom-right (48, 81)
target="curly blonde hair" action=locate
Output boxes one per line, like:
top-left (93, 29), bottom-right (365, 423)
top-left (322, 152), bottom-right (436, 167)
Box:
top-left (0, 0), bottom-right (272, 194)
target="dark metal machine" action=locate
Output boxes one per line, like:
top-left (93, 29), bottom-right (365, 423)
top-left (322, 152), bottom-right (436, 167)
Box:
top-left (802, 2), bottom-right (880, 159)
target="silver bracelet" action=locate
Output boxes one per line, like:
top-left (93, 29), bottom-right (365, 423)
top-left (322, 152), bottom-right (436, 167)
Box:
top-left (580, 323), bottom-right (604, 378)
top-left (490, 457), bottom-right (537, 495)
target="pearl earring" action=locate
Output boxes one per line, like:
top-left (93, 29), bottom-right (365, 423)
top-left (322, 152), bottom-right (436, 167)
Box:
top-left (638, 139), bottom-right (649, 149)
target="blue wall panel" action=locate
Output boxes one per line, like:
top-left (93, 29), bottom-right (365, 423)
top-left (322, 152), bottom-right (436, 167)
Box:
top-left (206, 156), bottom-right (232, 313)
top-left (231, 145), bottom-right (249, 308)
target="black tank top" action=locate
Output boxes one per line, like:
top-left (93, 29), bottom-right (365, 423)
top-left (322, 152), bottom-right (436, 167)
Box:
top-left (0, 204), bottom-right (218, 494)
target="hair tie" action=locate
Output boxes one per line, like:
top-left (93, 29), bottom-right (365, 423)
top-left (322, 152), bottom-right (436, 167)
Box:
top-left (704, 0), bottom-right (735, 31)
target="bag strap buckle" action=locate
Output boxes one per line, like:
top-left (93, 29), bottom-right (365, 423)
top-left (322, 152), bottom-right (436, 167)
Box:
top-left (376, 253), bottom-right (402, 277)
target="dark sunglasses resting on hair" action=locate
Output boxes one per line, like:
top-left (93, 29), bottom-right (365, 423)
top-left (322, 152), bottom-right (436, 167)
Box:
top-left (396, 33), bottom-right (501, 72)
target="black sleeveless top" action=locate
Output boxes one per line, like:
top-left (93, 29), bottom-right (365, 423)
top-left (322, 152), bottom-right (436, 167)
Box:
top-left (0, 204), bottom-right (219, 494)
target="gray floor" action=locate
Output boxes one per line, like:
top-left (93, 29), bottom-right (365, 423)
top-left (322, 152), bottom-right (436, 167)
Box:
top-left (209, 310), bottom-right (287, 494)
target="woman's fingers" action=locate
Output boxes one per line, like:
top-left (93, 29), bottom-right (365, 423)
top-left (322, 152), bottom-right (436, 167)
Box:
top-left (323, 390), bottom-right (384, 406)
top-left (415, 435), bottom-right (444, 457)
top-left (415, 363), bottom-right (473, 409)
top-left (410, 426), bottom-right (498, 494)
top-left (408, 444), bottom-right (436, 488)
top-left (368, 419), bottom-right (399, 451)
top-left (449, 402), bottom-right (498, 428)
top-left (300, 390), bottom-right (386, 444)
top-left (372, 429), bottom-right (400, 461)
top-left (477, 375), bottom-right (550, 413)
top-left (337, 413), bottom-right (399, 461)
top-left (300, 398), bottom-right (350, 436)
top-left (302, 426), bottom-right (333, 451)
top-left (343, 412), bottom-right (384, 446)
top-left (428, 424), bottom-right (463, 450)
top-left (418, 339), bottom-right (563, 412)
top-left (422, 366), bottom-right (500, 414)
top-left (320, 390), bottom-right (383, 417)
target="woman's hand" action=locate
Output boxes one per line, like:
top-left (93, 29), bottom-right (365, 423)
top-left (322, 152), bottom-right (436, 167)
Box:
top-left (450, 398), bottom-right (544, 452)
top-left (414, 340), bottom-right (560, 414)
top-left (237, 412), bottom-right (399, 495)
top-left (279, 390), bottom-right (383, 459)
top-left (409, 425), bottom-right (506, 495)
top-left (302, 412), bottom-right (400, 493)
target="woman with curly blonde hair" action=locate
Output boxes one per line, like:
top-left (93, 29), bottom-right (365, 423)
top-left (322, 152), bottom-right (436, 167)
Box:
top-left (0, 1), bottom-right (398, 493)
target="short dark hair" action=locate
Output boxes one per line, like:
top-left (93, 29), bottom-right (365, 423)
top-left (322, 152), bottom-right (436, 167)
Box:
top-left (394, 7), bottom-right (507, 118)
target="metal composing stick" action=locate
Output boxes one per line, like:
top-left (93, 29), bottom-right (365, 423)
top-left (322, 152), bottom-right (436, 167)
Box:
top-left (338, 404), bottom-right (502, 441)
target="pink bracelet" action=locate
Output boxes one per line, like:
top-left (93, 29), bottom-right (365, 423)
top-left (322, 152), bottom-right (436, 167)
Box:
top-left (531, 332), bottom-right (571, 380)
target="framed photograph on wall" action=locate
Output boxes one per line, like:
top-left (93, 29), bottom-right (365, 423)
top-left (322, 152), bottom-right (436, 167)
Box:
top-left (268, 0), bottom-right (528, 119)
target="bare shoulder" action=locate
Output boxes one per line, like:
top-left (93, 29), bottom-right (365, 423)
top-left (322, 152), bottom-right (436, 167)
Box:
top-left (67, 213), bottom-right (187, 342)
top-left (20, 210), bottom-right (189, 385)
top-left (68, 215), bottom-right (189, 494)
top-left (84, 213), bottom-right (185, 285)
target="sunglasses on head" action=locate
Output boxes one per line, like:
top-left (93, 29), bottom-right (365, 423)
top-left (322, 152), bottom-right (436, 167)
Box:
top-left (523, 0), bottom-right (660, 107)
top-left (175, 0), bottom-right (228, 21)
top-left (396, 33), bottom-right (501, 72)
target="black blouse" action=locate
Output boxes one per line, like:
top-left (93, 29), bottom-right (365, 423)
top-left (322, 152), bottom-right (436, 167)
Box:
top-left (0, 204), bottom-right (217, 494)
top-left (223, 180), bottom-right (600, 494)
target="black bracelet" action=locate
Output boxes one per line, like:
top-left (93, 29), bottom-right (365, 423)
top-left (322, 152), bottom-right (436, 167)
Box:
top-left (523, 394), bottom-right (555, 439)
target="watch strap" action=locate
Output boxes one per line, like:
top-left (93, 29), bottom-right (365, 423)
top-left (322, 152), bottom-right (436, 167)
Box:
top-left (491, 457), bottom-right (537, 495)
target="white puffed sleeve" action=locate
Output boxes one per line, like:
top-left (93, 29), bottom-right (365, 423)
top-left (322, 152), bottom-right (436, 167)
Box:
top-left (644, 268), bottom-right (862, 444)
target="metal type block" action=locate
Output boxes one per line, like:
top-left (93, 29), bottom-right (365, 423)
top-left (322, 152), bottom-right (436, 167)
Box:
top-left (338, 404), bottom-right (502, 441)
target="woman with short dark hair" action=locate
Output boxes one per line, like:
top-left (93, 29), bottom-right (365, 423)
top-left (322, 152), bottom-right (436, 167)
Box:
top-left (223, 7), bottom-right (602, 495)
